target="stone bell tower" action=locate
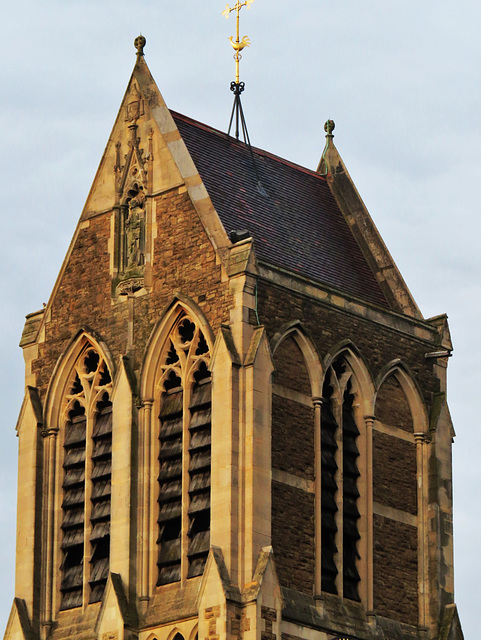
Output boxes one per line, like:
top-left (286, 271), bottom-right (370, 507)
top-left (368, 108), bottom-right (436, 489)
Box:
top-left (4, 37), bottom-right (463, 640)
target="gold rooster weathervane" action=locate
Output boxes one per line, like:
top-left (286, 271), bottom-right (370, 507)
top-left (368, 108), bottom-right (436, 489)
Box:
top-left (222, 0), bottom-right (254, 83)
top-left (222, 0), bottom-right (255, 141)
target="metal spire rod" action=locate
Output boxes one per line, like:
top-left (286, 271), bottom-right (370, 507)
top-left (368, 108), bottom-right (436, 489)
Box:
top-left (222, 0), bottom-right (254, 141)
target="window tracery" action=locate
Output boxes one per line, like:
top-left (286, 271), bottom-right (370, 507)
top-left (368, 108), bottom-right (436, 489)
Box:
top-left (60, 344), bottom-right (112, 609)
top-left (157, 316), bottom-right (211, 585)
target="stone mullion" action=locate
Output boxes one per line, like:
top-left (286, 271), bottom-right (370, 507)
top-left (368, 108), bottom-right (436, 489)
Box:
top-left (313, 397), bottom-right (323, 599)
top-left (139, 399), bottom-right (153, 601)
top-left (180, 369), bottom-right (191, 585)
top-left (415, 432), bottom-right (431, 635)
top-left (364, 415), bottom-right (375, 615)
top-left (83, 410), bottom-right (94, 608)
top-left (41, 427), bottom-right (58, 636)
top-left (334, 398), bottom-right (344, 599)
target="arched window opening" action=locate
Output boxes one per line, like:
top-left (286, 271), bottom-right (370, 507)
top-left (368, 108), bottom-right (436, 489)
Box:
top-left (321, 357), bottom-right (361, 602)
top-left (156, 315), bottom-right (211, 586)
top-left (60, 344), bottom-right (112, 610)
top-left (187, 362), bottom-right (211, 578)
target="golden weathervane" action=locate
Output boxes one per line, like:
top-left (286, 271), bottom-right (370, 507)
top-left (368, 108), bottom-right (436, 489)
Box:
top-left (222, 0), bottom-right (254, 84)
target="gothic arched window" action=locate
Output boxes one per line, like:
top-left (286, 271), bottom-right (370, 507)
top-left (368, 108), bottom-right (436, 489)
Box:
top-left (60, 344), bottom-right (112, 609)
top-left (157, 315), bottom-right (211, 585)
top-left (321, 356), bottom-right (362, 601)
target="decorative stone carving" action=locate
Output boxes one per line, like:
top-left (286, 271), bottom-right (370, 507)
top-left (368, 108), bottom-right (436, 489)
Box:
top-left (113, 95), bottom-right (152, 296)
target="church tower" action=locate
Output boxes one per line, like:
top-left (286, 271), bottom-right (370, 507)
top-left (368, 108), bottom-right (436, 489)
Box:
top-left (4, 38), bottom-right (464, 640)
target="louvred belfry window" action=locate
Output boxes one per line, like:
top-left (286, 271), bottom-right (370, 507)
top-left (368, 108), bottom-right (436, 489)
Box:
top-left (321, 358), bottom-right (361, 601)
top-left (157, 316), bottom-right (211, 585)
top-left (60, 345), bottom-right (112, 609)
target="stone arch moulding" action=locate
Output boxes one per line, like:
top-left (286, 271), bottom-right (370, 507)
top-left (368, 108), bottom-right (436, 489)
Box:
top-left (188, 623), bottom-right (198, 640)
top-left (270, 320), bottom-right (323, 398)
top-left (165, 629), bottom-right (187, 640)
top-left (140, 293), bottom-right (215, 400)
top-left (323, 339), bottom-right (375, 415)
top-left (374, 359), bottom-right (429, 434)
top-left (43, 328), bottom-right (115, 429)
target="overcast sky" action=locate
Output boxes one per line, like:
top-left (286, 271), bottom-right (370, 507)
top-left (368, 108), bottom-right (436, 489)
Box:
top-left (1, 1), bottom-right (479, 638)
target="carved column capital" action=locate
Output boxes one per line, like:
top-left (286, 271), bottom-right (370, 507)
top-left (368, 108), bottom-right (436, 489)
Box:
top-left (41, 427), bottom-right (58, 439)
top-left (414, 432), bottom-right (431, 445)
top-left (364, 415), bottom-right (376, 427)
top-left (312, 397), bottom-right (323, 408)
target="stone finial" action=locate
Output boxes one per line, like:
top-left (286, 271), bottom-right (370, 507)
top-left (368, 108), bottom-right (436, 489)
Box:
top-left (134, 35), bottom-right (146, 57)
top-left (324, 119), bottom-right (335, 136)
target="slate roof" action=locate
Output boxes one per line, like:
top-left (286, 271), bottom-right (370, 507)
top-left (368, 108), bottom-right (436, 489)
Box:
top-left (172, 111), bottom-right (389, 309)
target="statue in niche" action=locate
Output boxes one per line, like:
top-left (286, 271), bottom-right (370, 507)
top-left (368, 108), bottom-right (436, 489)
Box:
top-left (123, 183), bottom-right (146, 272)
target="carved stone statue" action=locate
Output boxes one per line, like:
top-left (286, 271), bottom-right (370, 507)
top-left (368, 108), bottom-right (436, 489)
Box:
top-left (124, 188), bottom-right (145, 270)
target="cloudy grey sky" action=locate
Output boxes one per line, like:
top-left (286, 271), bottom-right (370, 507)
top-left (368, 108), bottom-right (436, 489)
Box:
top-left (1, 1), bottom-right (479, 637)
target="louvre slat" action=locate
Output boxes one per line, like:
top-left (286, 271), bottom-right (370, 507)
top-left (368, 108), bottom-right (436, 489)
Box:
top-left (89, 556), bottom-right (109, 583)
top-left (159, 416), bottom-right (183, 439)
top-left (63, 448), bottom-right (86, 466)
top-left (189, 383), bottom-right (211, 409)
top-left (159, 391), bottom-right (183, 417)
top-left (91, 480), bottom-right (111, 501)
top-left (159, 439), bottom-right (182, 460)
top-left (189, 408), bottom-right (211, 429)
top-left (62, 467), bottom-right (85, 487)
top-left (64, 421), bottom-right (86, 447)
top-left (188, 472), bottom-right (210, 493)
top-left (61, 529), bottom-right (84, 549)
top-left (187, 529), bottom-right (210, 557)
top-left (90, 521), bottom-right (110, 541)
top-left (189, 450), bottom-right (211, 472)
top-left (91, 460), bottom-right (111, 480)
top-left (189, 431), bottom-right (211, 450)
top-left (93, 411), bottom-right (112, 438)
top-left (92, 439), bottom-right (112, 459)
top-left (158, 479), bottom-right (182, 503)
top-left (60, 589), bottom-right (82, 610)
top-left (61, 508), bottom-right (84, 529)
top-left (158, 564), bottom-right (181, 585)
top-left (187, 556), bottom-right (207, 578)
top-left (158, 538), bottom-right (181, 564)
top-left (62, 488), bottom-right (85, 508)
top-left (159, 459), bottom-right (182, 480)
top-left (188, 493), bottom-right (210, 514)
top-left (91, 501), bottom-right (111, 521)
top-left (158, 501), bottom-right (182, 523)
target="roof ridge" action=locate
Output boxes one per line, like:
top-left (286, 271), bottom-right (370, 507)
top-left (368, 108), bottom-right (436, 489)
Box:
top-left (170, 109), bottom-right (327, 182)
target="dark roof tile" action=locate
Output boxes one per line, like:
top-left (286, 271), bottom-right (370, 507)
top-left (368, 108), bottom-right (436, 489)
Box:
top-left (172, 112), bottom-right (389, 309)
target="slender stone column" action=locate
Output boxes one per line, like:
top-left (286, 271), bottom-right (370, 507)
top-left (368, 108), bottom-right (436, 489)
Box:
top-left (364, 416), bottom-right (375, 619)
top-left (140, 399), bottom-right (154, 601)
top-left (313, 397), bottom-right (323, 599)
top-left (41, 427), bottom-right (58, 636)
top-left (414, 431), bottom-right (431, 635)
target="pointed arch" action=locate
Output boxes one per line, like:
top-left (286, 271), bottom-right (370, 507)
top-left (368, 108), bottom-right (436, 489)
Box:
top-left (44, 329), bottom-right (115, 429)
top-left (138, 295), bottom-right (214, 591)
top-left (140, 295), bottom-right (215, 401)
top-left (323, 340), bottom-right (375, 415)
top-left (319, 340), bottom-right (375, 604)
top-left (165, 629), bottom-right (185, 640)
top-left (41, 330), bottom-right (114, 614)
top-left (270, 322), bottom-right (320, 595)
top-left (374, 359), bottom-right (428, 434)
top-left (271, 320), bottom-right (323, 397)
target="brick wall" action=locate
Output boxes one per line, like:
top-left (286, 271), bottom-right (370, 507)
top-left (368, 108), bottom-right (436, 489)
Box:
top-left (375, 376), bottom-right (414, 432)
top-left (373, 431), bottom-right (417, 515)
top-left (373, 515), bottom-right (418, 625)
top-left (32, 190), bottom-right (233, 401)
top-left (272, 336), bottom-right (311, 394)
top-left (259, 281), bottom-right (431, 623)
top-left (272, 396), bottom-right (314, 481)
top-left (271, 481), bottom-right (314, 594)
